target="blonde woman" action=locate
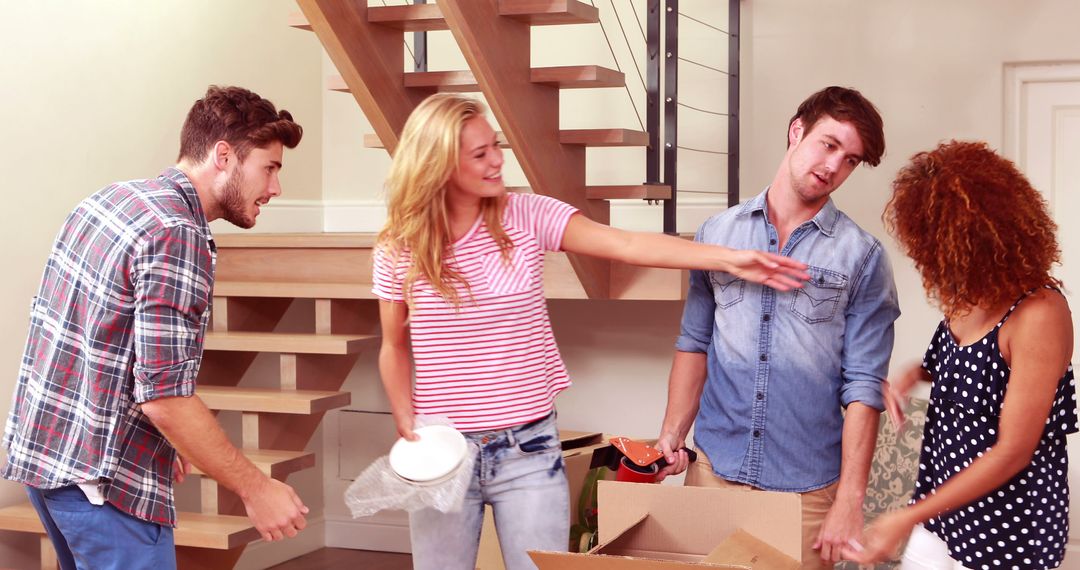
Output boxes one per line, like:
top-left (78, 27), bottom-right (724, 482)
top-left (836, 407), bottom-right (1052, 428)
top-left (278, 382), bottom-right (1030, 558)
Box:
top-left (373, 93), bottom-right (809, 570)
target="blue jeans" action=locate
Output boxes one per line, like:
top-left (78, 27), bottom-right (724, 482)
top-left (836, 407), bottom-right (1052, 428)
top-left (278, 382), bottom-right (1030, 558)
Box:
top-left (26, 485), bottom-right (176, 570)
top-left (410, 413), bottom-right (570, 570)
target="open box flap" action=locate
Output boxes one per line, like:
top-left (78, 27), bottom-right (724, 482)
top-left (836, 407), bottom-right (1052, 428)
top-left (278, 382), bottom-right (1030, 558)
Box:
top-left (597, 481), bottom-right (803, 560)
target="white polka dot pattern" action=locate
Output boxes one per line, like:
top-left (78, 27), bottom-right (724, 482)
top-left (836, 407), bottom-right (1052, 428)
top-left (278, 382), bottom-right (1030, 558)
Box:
top-left (912, 289), bottom-right (1078, 569)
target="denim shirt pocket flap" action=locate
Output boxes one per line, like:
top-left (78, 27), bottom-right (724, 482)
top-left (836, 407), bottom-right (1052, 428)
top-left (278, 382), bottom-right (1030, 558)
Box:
top-left (708, 272), bottom-right (746, 309)
top-left (790, 266), bottom-right (847, 324)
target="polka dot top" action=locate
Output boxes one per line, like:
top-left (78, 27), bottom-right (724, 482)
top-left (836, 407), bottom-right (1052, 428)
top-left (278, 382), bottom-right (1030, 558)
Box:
top-left (913, 288), bottom-right (1078, 569)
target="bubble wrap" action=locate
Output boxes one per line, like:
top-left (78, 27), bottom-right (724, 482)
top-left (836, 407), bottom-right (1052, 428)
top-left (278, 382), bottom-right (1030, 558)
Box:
top-left (344, 418), bottom-right (477, 518)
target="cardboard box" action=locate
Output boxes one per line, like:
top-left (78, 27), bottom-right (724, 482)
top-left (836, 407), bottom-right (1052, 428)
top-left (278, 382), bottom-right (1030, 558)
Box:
top-left (529, 480), bottom-right (802, 569)
top-left (476, 430), bottom-right (613, 570)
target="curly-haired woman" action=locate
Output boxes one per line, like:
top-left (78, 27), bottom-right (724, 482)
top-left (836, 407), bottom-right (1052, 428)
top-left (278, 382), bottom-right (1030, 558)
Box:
top-left (844, 141), bottom-right (1077, 569)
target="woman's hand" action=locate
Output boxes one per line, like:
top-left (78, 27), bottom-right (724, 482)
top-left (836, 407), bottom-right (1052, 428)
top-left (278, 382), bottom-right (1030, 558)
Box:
top-left (395, 414), bottom-right (418, 441)
top-left (842, 509), bottom-right (916, 564)
top-left (883, 362), bottom-right (929, 428)
top-left (723, 249), bottom-right (809, 291)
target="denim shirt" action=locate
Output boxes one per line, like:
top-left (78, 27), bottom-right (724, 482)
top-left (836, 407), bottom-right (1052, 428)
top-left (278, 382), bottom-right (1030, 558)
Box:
top-left (678, 189), bottom-right (899, 492)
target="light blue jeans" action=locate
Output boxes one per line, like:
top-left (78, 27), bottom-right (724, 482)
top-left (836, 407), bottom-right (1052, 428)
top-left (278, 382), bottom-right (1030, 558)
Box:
top-left (410, 412), bottom-right (569, 570)
top-left (26, 485), bottom-right (176, 570)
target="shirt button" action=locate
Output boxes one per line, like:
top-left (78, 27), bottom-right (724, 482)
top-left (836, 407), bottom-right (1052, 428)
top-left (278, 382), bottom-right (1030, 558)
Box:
top-left (756, 392), bottom-right (764, 400)
top-left (753, 430), bottom-right (761, 437)
top-left (759, 353), bottom-right (767, 362)
top-left (762, 314), bottom-right (771, 322)
top-left (769, 239), bottom-right (777, 245)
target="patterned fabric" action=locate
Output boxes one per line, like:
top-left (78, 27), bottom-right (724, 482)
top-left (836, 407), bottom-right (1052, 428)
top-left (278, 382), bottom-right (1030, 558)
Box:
top-left (3, 168), bottom-right (216, 527)
top-left (372, 192), bottom-right (578, 432)
top-left (836, 398), bottom-right (928, 570)
top-left (914, 290), bottom-right (1077, 569)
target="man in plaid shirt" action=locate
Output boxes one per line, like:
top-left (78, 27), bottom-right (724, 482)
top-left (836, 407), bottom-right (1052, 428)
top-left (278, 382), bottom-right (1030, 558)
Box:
top-left (3, 85), bottom-right (308, 569)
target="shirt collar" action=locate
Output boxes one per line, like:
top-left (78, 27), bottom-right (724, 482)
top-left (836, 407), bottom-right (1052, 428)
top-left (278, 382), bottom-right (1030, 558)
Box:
top-left (158, 167), bottom-right (213, 238)
top-left (739, 187), bottom-right (839, 237)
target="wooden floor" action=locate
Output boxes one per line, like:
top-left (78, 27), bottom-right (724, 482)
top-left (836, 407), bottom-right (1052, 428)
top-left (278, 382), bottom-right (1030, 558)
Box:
top-left (268, 548), bottom-right (411, 569)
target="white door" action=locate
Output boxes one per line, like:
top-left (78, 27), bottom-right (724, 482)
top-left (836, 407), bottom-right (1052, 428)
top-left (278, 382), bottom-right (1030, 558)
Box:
top-left (1005, 61), bottom-right (1080, 567)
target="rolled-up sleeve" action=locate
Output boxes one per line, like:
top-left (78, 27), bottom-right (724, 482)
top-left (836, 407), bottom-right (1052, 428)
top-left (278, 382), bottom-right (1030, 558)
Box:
top-left (839, 242), bottom-right (900, 410)
top-left (675, 228), bottom-right (717, 353)
top-left (131, 225), bottom-right (213, 403)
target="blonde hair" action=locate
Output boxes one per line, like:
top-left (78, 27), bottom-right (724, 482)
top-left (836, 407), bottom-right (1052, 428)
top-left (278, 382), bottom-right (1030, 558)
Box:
top-left (377, 93), bottom-right (512, 307)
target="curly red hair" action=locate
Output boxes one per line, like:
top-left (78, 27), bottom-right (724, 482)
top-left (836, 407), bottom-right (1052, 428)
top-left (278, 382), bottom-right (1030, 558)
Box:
top-left (885, 140), bottom-right (1061, 316)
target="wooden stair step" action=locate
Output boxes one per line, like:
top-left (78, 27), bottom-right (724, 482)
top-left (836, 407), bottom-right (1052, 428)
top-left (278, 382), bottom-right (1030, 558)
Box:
top-left (509, 185), bottom-right (672, 200)
top-left (214, 232), bottom-right (376, 249)
top-left (214, 280), bottom-right (374, 300)
top-left (368, 4), bottom-right (447, 31)
top-left (189, 449), bottom-right (315, 479)
top-left (291, 0), bottom-right (598, 33)
top-left (0, 504), bottom-right (259, 550)
top-left (499, 0), bottom-right (599, 24)
top-left (364, 129), bottom-right (649, 149)
top-left (204, 331), bottom-right (377, 355)
top-left (585, 185), bottom-right (672, 200)
top-left (328, 65), bottom-right (623, 93)
top-left (197, 386), bottom-right (351, 415)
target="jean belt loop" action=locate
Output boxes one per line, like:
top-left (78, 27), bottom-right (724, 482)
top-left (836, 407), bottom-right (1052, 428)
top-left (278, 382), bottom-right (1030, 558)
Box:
top-left (506, 426), bottom-right (518, 447)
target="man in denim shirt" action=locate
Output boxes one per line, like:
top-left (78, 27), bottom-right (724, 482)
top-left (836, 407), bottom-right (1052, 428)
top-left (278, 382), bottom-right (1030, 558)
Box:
top-left (655, 86), bottom-right (900, 569)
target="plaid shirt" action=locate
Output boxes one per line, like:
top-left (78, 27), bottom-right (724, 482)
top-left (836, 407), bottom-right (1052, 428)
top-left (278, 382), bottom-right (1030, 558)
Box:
top-left (3, 168), bottom-right (216, 526)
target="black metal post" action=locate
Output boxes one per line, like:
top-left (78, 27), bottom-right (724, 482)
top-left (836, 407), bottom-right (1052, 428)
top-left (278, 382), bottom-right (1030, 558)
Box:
top-left (646, 0), bottom-right (660, 187)
top-left (663, 0), bottom-right (678, 234)
top-left (414, 0), bottom-right (428, 72)
top-left (727, 0), bottom-right (740, 208)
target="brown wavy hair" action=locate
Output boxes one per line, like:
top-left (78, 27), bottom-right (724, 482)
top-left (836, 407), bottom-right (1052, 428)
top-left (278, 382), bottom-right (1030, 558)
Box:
top-left (178, 85), bottom-right (303, 163)
top-left (788, 86), bottom-right (885, 166)
top-left (884, 140), bottom-right (1061, 316)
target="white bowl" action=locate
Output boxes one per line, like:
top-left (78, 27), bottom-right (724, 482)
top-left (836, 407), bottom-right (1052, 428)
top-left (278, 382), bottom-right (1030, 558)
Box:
top-left (389, 425), bottom-right (468, 484)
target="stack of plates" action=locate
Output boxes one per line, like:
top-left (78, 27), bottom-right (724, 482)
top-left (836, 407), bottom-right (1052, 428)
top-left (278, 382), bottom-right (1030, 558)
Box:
top-left (388, 425), bottom-right (468, 486)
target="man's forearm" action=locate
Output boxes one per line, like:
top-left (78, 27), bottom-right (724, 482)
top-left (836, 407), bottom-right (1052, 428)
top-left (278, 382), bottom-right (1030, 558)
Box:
top-left (660, 351), bottom-right (708, 440)
top-left (836, 402), bottom-right (879, 504)
top-left (141, 395), bottom-right (266, 498)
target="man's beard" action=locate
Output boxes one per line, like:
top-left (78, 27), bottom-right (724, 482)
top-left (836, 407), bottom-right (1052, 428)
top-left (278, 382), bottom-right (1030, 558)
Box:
top-left (220, 167), bottom-right (255, 229)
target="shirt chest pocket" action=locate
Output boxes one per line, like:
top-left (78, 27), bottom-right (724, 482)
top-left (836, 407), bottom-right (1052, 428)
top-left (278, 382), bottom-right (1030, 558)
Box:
top-left (481, 246), bottom-right (538, 296)
top-left (709, 272), bottom-right (745, 309)
top-left (790, 266), bottom-right (847, 324)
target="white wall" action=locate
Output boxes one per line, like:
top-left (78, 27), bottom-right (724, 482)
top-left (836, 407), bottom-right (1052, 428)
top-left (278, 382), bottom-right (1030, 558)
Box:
top-left (0, 2), bottom-right (322, 567)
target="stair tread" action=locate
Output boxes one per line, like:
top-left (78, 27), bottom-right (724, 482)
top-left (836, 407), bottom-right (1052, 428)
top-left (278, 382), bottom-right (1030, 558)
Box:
top-left (204, 331), bottom-right (378, 355)
top-left (0, 504), bottom-right (260, 549)
top-left (214, 232), bottom-right (377, 249)
top-left (329, 65), bottom-right (623, 93)
top-left (197, 385), bottom-right (352, 415)
top-left (214, 280), bottom-right (374, 299)
top-left (585, 184), bottom-right (672, 200)
top-left (189, 449), bottom-right (315, 478)
top-left (292, 1), bottom-right (598, 33)
top-left (364, 128), bottom-right (649, 149)
top-left (499, 0), bottom-right (599, 24)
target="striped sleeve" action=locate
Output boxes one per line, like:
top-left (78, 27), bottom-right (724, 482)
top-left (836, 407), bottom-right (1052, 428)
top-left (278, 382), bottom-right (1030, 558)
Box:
top-left (506, 193), bottom-right (578, 252)
top-left (371, 244), bottom-right (406, 303)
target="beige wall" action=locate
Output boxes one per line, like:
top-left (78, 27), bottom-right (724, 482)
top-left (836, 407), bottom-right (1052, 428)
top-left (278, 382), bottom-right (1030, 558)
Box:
top-left (0, 2), bottom-right (322, 567)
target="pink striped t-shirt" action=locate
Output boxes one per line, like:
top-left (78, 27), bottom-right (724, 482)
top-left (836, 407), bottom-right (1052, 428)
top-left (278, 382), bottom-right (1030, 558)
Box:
top-left (372, 192), bottom-right (578, 432)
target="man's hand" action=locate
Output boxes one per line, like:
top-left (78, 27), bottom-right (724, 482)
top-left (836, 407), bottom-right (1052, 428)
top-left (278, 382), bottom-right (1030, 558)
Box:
top-left (241, 477), bottom-right (310, 542)
top-left (655, 432), bottom-right (690, 482)
top-left (724, 250), bottom-right (810, 292)
top-left (814, 494), bottom-right (864, 564)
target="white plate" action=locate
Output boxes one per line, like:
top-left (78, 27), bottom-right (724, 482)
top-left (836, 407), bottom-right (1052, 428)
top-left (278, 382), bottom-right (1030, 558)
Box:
top-left (388, 425), bottom-right (468, 483)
